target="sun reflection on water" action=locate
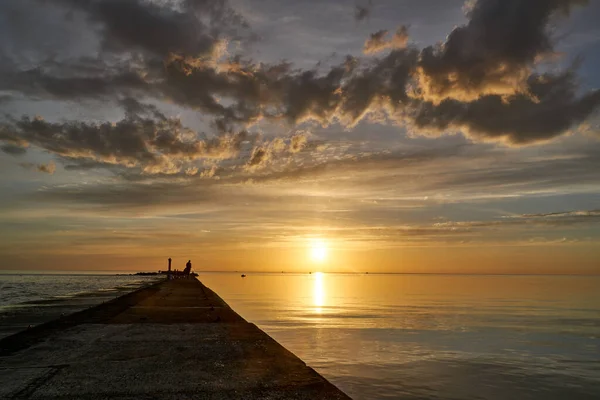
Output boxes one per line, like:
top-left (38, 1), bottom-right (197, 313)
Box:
top-left (313, 272), bottom-right (325, 313)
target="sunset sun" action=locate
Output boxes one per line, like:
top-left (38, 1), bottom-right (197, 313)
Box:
top-left (309, 240), bottom-right (328, 263)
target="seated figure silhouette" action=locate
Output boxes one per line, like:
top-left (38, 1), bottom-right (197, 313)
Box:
top-left (183, 260), bottom-right (192, 277)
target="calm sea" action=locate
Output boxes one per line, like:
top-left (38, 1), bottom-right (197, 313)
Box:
top-left (1, 272), bottom-right (599, 399)
top-left (0, 272), bottom-right (161, 338)
top-left (199, 273), bottom-right (600, 400)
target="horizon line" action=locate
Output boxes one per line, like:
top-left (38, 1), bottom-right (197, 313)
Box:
top-left (0, 269), bottom-right (598, 277)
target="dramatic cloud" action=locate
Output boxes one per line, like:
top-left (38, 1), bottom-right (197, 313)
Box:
top-left (52, 0), bottom-right (247, 58)
top-left (0, 92), bottom-right (320, 178)
top-left (1, 0), bottom-right (599, 179)
top-left (409, 70), bottom-right (600, 144)
top-left (336, 48), bottom-right (418, 126)
top-left (0, 0), bottom-right (249, 104)
top-left (416, 0), bottom-right (590, 102)
top-left (1, 107), bottom-right (254, 175)
top-left (1, 60), bottom-right (150, 101)
top-left (363, 27), bottom-right (409, 54)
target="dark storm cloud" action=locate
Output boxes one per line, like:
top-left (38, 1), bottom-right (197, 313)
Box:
top-left (1, 110), bottom-right (253, 174)
top-left (338, 0), bottom-right (598, 144)
top-left (1, 61), bottom-right (150, 101)
top-left (158, 55), bottom-right (261, 121)
top-left (0, 0), bottom-right (249, 106)
top-left (49, 0), bottom-right (247, 58)
top-left (339, 48), bottom-right (419, 126)
top-left (1, 0), bottom-right (599, 162)
top-left (0, 92), bottom-right (313, 177)
top-left (416, 0), bottom-right (590, 101)
top-left (410, 70), bottom-right (600, 144)
top-left (160, 55), bottom-right (354, 126)
top-left (155, 0), bottom-right (597, 145)
top-left (277, 62), bottom-right (355, 125)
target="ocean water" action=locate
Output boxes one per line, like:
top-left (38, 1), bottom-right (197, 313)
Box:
top-left (1, 272), bottom-right (599, 399)
top-left (198, 273), bottom-right (600, 400)
top-left (0, 272), bottom-right (162, 338)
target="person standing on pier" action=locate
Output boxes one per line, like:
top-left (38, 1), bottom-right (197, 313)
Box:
top-left (184, 260), bottom-right (192, 277)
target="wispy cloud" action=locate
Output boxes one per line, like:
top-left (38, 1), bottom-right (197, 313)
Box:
top-left (18, 161), bottom-right (56, 174)
top-left (363, 26), bottom-right (409, 54)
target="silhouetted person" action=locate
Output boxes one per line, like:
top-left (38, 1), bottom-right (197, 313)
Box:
top-left (183, 260), bottom-right (192, 277)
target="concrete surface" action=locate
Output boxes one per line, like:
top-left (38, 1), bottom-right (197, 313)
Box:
top-left (0, 279), bottom-right (351, 399)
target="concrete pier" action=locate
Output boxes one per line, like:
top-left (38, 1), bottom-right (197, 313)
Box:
top-left (0, 279), bottom-right (351, 399)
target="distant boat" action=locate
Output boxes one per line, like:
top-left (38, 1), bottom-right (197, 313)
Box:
top-left (241, 274), bottom-right (246, 278)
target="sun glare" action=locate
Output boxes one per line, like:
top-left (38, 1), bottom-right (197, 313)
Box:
top-left (313, 272), bottom-right (325, 313)
top-left (309, 240), bottom-right (328, 262)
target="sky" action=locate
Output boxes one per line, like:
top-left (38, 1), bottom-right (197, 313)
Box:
top-left (1, 0), bottom-right (599, 274)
